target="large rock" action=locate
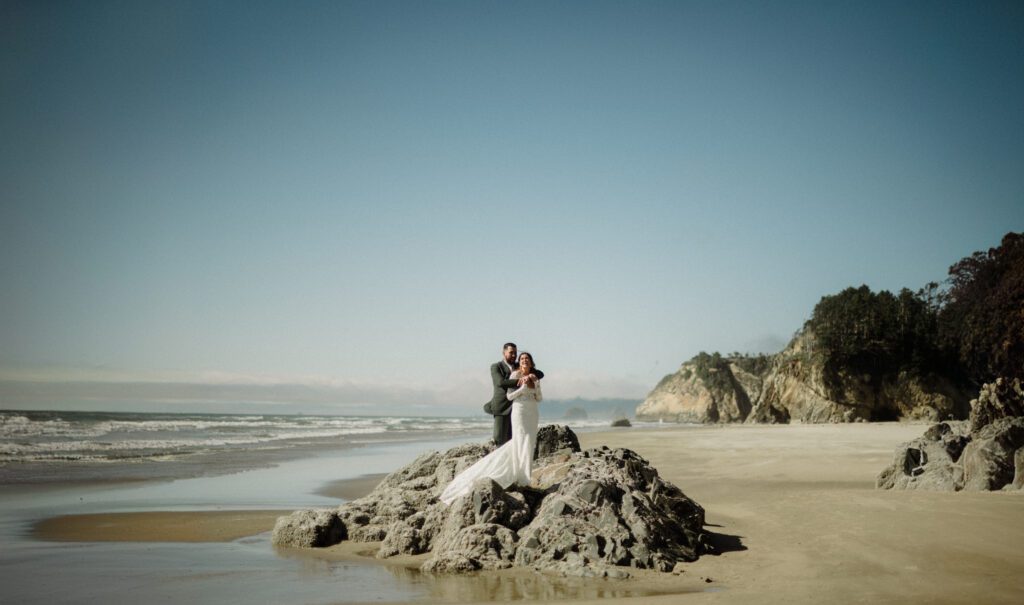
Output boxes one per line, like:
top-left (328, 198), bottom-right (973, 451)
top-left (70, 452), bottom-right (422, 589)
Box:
top-left (640, 330), bottom-right (971, 424)
top-left (514, 447), bottom-right (706, 577)
top-left (275, 425), bottom-right (710, 577)
top-left (429, 478), bottom-right (532, 553)
top-left (960, 417), bottom-right (1024, 491)
top-left (875, 422), bottom-right (969, 491)
top-left (534, 424), bottom-right (581, 458)
top-left (420, 523), bottom-right (518, 572)
top-left (969, 377), bottom-right (1024, 433)
top-left (878, 378), bottom-right (1024, 492)
top-left (423, 523), bottom-right (519, 572)
top-left (271, 508), bottom-right (346, 547)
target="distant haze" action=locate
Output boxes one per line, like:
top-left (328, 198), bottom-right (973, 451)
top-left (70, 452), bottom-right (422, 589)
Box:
top-left (2, 1), bottom-right (1022, 414)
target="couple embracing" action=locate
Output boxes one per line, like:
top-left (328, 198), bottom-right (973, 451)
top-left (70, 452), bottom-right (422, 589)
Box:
top-left (440, 342), bottom-right (544, 505)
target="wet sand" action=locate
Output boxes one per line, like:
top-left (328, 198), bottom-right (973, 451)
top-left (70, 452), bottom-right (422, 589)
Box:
top-left (28, 471), bottom-right (388, 543)
top-left (316, 473), bottom-right (387, 500)
top-left (32, 510), bottom-right (293, 542)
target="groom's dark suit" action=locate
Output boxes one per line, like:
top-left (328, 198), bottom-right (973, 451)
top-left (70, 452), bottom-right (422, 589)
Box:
top-left (484, 360), bottom-right (543, 445)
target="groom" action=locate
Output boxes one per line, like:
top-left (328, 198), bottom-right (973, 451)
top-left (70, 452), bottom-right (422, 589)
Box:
top-left (483, 342), bottom-right (543, 445)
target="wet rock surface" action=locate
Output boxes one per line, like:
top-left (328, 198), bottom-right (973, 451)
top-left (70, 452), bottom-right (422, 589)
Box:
top-left (877, 378), bottom-right (1024, 491)
top-left (273, 425), bottom-right (710, 577)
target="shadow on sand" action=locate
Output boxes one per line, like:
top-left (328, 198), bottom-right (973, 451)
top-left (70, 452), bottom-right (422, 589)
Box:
top-left (701, 527), bottom-right (748, 556)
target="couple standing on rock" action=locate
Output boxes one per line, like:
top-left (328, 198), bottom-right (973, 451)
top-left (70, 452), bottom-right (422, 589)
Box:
top-left (440, 342), bottom-right (544, 505)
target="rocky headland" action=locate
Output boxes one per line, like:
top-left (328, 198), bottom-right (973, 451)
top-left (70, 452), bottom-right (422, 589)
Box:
top-left (272, 425), bottom-right (710, 578)
top-left (876, 377), bottom-right (1024, 491)
top-left (636, 329), bottom-right (971, 424)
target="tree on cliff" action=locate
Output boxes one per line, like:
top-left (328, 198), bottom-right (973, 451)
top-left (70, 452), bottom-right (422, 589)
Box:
top-left (938, 232), bottom-right (1024, 386)
top-left (807, 284), bottom-right (943, 383)
top-left (807, 231), bottom-right (1023, 391)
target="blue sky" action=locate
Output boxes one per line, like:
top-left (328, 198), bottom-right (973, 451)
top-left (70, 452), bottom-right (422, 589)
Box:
top-left (1, 1), bottom-right (1022, 413)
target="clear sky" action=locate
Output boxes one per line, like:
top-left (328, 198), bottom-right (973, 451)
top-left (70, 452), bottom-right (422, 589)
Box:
top-left (1, 1), bottom-right (1022, 413)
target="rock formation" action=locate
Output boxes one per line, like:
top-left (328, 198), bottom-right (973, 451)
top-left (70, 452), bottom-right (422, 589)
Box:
top-left (636, 330), bottom-right (970, 424)
top-left (273, 425), bottom-right (709, 577)
top-left (877, 378), bottom-right (1024, 491)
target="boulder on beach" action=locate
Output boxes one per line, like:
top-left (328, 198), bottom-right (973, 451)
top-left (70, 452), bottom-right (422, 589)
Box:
top-left (877, 378), bottom-right (1024, 492)
top-left (272, 425), bottom-right (710, 577)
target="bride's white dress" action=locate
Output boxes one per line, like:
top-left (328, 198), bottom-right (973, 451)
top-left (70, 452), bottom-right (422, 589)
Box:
top-left (440, 371), bottom-right (542, 505)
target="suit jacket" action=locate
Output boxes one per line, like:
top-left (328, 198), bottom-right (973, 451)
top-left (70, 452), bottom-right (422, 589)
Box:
top-left (484, 360), bottom-right (544, 416)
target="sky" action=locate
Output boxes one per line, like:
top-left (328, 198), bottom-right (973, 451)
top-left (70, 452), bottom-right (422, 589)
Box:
top-left (1, 0), bottom-right (1022, 414)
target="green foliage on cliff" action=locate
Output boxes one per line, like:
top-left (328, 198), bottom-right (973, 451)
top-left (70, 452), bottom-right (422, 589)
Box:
top-left (805, 231), bottom-right (1023, 390)
top-left (689, 351), bottom-right (735, 398)
top-left (653, 232), bottom-right (1021, 415)
top-left (688, 352), bottom-right (770, 399)
top-left (672, 351), bottom-right (772, 398)
top-left (732, 353), bottom-right (773, 375)
top-left (938, 232), bottom-right (1024, 385)
top-left (807, 285), bottom-right (946, 385)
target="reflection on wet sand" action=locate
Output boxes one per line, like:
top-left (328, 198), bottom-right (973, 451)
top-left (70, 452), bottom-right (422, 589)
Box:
top-left (383, 565), bottom-right (690, 601)
top-left (275, 543), bottom-right (695, 602)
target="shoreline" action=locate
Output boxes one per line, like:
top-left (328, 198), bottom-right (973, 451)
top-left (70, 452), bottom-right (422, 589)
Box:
top-left (29, 472), bottom-right (390, 543)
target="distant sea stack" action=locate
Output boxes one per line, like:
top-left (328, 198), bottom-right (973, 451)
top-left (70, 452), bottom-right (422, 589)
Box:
top-left (636, 329), bottom-right (971, 424)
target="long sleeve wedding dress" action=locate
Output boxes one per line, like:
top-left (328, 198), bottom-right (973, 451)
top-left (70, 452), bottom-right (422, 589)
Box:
top-left (440, 371), bottom-right (542, 505)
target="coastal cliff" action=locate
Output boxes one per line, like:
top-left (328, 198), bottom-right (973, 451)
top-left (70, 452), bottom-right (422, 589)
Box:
top-left (639, 232), bottom-right (1021, 425)
top-left (636, 330), bottom-right (970, 424)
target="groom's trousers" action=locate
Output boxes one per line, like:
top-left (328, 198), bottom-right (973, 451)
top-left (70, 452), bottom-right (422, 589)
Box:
top-left (492, 412), bottom-right (512, 446)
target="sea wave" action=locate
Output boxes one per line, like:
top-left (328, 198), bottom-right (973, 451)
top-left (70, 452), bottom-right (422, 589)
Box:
top-left (0, 410), bottom-right (632, 465)
top-left (0, 410), bottom-right (498, 464)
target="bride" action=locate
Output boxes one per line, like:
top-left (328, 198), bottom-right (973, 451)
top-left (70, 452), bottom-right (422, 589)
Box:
top-left (440, 351), bottom-right (543, 505)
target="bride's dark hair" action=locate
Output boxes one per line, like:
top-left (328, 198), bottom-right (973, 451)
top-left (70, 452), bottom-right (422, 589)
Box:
top-left (517, 351), bottom-right (535, 371)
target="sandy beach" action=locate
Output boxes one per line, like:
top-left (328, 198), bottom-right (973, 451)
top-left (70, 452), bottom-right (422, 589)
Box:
top-left (15, 422), bottom-right (1024, 604)
top-left (574, 423), bottom-right (1024, 604)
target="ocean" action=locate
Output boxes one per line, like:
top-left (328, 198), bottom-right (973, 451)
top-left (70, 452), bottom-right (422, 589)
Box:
top-left (0, 409), bottom-right (621, 484)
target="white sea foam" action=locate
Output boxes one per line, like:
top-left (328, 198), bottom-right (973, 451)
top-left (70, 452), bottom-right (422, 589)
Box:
top-left (0, 410), bottom-right (498, 464)
top-left (0, 409), bottom-right (633, 466)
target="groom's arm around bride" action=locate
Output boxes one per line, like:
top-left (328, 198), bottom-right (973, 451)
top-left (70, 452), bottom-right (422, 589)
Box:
top-left (484, 342), bottom-right (543, 445)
